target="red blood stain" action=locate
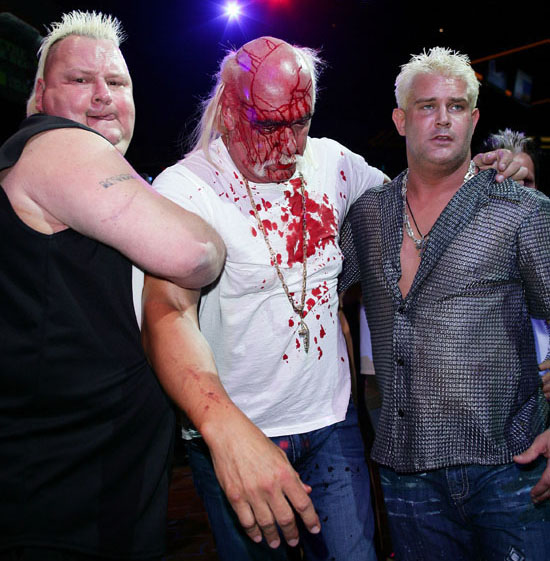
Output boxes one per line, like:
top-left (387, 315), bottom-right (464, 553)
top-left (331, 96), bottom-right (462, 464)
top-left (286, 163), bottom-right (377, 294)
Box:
top-left (283, 185), bottom-right (337, 267)
top-left (341, 357), bottom-right (345, 362)
top-left (283, 354), bottom-right (288, 361)
top-left (251, 227), bottom-right (257, 237)
top-left (340, 170), bottom-right (347, 181)
top-left (317, 347), bottom-right (323, 359)
top-left (314, 336), bottom-right (318, 344)
top-left (306, 298), bottom-right (315, 311)
top-left (279, 439), bottom-right (289, 450)
top-left (289, 318), bottom-right (295, 327)
top-left (233, 171), bottom-right (239, 180)
top-left (320, 325), bottom-right (326, 338)
top-left (316, 314), bottom-right (320, 320)
top-left (276, 253), bottom-right (282, 265)
top-left (296, 338), bottom-right (301, 349)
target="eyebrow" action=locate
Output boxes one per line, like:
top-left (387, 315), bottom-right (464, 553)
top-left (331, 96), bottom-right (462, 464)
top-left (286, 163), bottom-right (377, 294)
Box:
top-left (252, 113), bottom-right (314, 127)
top-left (414, 96), bottom-right (468, 104)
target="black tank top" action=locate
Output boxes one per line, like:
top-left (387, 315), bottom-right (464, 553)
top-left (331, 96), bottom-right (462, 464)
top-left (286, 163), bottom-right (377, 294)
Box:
top-left (0, 115), bottom-right (175, 558)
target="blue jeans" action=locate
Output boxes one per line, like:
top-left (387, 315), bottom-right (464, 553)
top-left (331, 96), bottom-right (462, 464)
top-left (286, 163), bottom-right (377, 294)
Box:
top-left (187, 403), bottom-right (376, 561)
top-left (380, 458), bottom-right (550, 561)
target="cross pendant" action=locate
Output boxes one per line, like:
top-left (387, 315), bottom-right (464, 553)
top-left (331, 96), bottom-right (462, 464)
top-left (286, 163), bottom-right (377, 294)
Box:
top-left (298, 319), bottom-right (310, 353)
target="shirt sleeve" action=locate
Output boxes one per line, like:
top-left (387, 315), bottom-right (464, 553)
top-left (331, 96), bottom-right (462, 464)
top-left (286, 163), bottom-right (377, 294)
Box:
top-left (517, 195), bottom-right (550, 359)
top-left (152, 162), bottom-right (218, 227)
top-left (340, 143), bottom-right (386, 210)
top-left (338, 213), bottom-right (360, 294)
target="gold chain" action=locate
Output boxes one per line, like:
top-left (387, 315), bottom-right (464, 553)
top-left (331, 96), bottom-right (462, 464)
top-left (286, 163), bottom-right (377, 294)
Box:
top-left (243, 173), bottom-right (310, 353)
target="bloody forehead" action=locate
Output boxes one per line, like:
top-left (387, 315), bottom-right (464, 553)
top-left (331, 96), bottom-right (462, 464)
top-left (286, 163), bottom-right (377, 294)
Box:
top-left (234, 37), bottom-right (313, 122)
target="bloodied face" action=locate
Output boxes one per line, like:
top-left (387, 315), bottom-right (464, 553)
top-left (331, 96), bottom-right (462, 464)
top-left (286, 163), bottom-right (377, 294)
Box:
top-left (222, 37), bottom-right (314, 184)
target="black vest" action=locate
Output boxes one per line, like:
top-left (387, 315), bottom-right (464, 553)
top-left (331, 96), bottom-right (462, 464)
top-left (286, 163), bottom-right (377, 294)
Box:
top-left (0, 115), bottom-right (175, 557)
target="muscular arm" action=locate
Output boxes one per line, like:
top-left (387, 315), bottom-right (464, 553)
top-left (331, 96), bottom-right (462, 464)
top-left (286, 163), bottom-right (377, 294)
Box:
top-left (5, 128), bottom-right (225, 288)
top-left (141, 275), bottom-right (320, 548)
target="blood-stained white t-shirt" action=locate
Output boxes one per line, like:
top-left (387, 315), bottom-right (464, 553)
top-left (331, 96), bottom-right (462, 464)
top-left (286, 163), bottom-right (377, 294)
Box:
top-left (153, 137), bottom-right (384, 436)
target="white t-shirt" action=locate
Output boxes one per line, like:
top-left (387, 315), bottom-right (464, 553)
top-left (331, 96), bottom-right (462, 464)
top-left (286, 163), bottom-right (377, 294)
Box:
top-left (153, 137), bottom-right (384, 436)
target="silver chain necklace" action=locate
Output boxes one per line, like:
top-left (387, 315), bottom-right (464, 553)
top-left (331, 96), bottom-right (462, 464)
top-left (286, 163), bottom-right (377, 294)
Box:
top-left (402, 160), bottom-right (476, 254)
top-left (243, 173), bottom-right (310, 353)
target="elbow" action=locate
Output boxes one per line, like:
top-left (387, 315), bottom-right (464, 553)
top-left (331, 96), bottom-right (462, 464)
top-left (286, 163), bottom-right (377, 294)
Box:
top-left (173, 234), bottom-right (226, 289)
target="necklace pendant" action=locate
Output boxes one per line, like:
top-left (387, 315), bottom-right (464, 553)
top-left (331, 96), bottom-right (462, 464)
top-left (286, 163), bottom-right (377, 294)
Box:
top-left (298, 319), bottom-right (310, 353)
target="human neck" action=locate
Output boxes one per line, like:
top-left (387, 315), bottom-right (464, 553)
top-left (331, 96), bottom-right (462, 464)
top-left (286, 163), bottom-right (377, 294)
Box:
top-left (405, 156), bottom-right (472, 200)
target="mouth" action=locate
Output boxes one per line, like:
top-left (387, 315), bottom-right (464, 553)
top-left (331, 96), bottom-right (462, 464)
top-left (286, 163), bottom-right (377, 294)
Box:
top-left (432, 134), bottom-right (453, 142)
top-left (88, 113), bottom-right (116, 122)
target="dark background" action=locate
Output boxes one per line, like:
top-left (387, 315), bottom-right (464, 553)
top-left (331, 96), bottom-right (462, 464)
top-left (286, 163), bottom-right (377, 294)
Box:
top-left (2, 0), bottom-right (549, 192)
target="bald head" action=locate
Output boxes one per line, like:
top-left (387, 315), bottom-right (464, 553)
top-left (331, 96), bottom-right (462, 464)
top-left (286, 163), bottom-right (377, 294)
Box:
top-left (229, 37), bottom-right (314, 111)
top-left (220, 37), bottom-right (316, 184)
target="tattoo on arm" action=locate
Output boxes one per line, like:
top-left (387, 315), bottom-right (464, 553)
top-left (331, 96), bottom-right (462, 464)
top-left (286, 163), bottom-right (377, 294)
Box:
top-left (99, 173), bottom-right (138, 189)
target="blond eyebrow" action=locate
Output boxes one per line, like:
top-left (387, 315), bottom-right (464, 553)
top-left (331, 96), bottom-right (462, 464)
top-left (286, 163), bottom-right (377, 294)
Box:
top-left (414, 96), bottom-right (468, 105)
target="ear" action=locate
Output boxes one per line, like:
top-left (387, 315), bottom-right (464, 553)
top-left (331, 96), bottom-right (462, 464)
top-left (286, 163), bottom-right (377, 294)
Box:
top-left (34, 78), bottom-right (46, 113)
top-left (392, 108), bottom-right (406, 137)
top-left (221, 93), bottom-right (237, 132)
top-left (471, 107), bottom-right (480, 131)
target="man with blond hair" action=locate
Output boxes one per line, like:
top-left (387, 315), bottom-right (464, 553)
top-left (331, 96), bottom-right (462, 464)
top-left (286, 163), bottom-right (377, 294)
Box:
top-left (0, 10), bottom-right (224, 560)
top-left (340, 47), bottom-right (550, 560)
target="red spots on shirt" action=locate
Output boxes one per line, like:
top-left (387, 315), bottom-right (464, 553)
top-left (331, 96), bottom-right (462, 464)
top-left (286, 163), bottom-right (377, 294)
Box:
top-left (283, 353), bottom-right (289, 362)
top-left (320, 325), bottom-right (326, 338)
top-left (295, 338), bottom-right (301, 349)
top-left (289, 318), bottom-right (295, 327)
top-left (306, 298), bottom-right (316, 312)
top-left (341, 356), bottom-right (345, 362)
top-left (262, 220), bottom-right (278, 232)
top-left (317, 346), bottom-right (323, 360)
top-left (340, 170), bottom-right (347, 181)
top-left (283, 182), bottom-right (337, 267)
top-left (316, 314), bottom-right (320, 320)
top-left (233, 171), bottom-right (239, 180)
top-left (251, 227), bottom-right (258, 237)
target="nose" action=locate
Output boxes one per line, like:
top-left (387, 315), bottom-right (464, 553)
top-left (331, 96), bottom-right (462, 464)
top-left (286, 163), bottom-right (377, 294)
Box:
top-left (435, 106), bottom-right (450, 127)
top-left (279, 126), bottom-right (298, 156)
top-left (93, 80), bottom-right (112, 105)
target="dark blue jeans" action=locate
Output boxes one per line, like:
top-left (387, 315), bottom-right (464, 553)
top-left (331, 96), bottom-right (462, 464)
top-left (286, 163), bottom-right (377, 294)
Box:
top-left (187, 403), bottom-right (376, 561)
top-left (380, 458), bottom-right (550, 561)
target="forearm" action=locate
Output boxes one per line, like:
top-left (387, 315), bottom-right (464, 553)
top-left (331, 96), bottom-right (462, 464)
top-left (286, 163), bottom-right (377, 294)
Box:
top-left (141, 279), bottom-right (248, 442)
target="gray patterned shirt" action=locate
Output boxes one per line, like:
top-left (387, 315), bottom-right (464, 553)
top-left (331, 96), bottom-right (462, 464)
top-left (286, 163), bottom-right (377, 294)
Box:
top-left (340, 169), bottom-right (550, 472)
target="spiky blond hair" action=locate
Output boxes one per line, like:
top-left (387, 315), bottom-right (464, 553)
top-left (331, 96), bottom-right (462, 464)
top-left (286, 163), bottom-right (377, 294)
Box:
top-left (395, 46), bottom-right (480, 110)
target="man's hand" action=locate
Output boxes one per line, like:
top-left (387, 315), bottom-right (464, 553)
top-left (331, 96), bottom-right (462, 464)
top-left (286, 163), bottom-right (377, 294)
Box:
top-left (513, 429), bottom-right (550, 503)
top-left (473, 149), bottom-right (529, 184)
top-left (541, 361), bottom-right (550, 400)
top-left (204, 417), bottom-right (321, 548)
